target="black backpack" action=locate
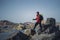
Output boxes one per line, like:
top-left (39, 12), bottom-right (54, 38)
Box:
top-left (40, 15), bottom-right (43, 21)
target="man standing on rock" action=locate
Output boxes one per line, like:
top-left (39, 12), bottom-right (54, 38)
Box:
top-left (33, 11), bottom-right (43, 34)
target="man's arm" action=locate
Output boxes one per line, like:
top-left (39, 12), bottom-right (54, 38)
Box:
top-left (33, 19), bottom-right (36, 20)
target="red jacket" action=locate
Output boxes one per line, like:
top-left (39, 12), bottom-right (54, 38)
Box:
top-left (36, 15), bottom-right (41, 23)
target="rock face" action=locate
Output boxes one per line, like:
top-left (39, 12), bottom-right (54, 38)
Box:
top-left (15, 24), bottom-right (25, 30)
top-left (0, 20), bottom-right (16, 26)
top-left (23, 29), bottom-right (36, 36)
top-left (43, 18), bottom-right (59, 34)
top-left (31, 33), bottom-right (55, 40)
top-left (12, 31), bottom-right (31, 40)
top-left (24, 22), bottom-right (34, 29)
top-left (0, 20), bottom-right (18, 33)
top-left (52, 31), bottom-right (60, 40)
top-left (46, 18), bottom-right (56, 26)
top-left (24, 29), bottom-right (31, 36)
top-left (0, 18), bottom-right (60, 40)
top-left (30, 18), bottom-right (60, 40)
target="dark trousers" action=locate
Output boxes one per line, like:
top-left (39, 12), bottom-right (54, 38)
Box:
top-left (33, 22), bottom-right (42, 31)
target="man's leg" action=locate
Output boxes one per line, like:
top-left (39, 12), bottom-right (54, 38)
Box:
top-left (33, 22), bottom-right (38, 30)
top-left (39, 22), bottom-right (42, 31)
top-left (38, 22), bottom-right (42, 35)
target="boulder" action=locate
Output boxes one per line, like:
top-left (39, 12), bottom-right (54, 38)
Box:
top-left (15, 24), bottom-right (25, 30)
top-left (46, 18), bottom-right (56, 26)
top-left (24, 29), bottom-right (36, 36)
top-left (24, 29), bottom-right (31, 36)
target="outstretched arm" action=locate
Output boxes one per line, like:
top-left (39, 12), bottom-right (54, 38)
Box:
top-left (33, 19), bottom-right (36, 20)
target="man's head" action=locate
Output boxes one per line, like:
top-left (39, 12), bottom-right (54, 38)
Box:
top-left (36, 11), bottom-right (39, 15)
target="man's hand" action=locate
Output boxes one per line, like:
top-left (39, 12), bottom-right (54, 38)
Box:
top-left (33, 19), bottom-right (36, 20)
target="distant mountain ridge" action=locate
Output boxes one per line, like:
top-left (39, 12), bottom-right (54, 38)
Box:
top-left (0, 20), bottom-right (17, 26)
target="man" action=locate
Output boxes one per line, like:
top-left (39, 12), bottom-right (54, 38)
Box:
top-left (33, 11), bottom-right (43, 34)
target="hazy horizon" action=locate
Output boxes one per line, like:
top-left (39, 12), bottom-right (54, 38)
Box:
top-left (0, 0), bottom-right (60, 23)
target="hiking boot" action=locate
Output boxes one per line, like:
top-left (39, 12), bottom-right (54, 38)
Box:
top-left (31, 29), bottom-right (36, 36)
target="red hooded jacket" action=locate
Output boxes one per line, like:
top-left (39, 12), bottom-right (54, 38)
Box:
top-left (36, 15), bottom-right (41, 23)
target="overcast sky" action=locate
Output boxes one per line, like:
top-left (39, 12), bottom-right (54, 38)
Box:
top-left (0, 0), bottom-right (60, 23)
